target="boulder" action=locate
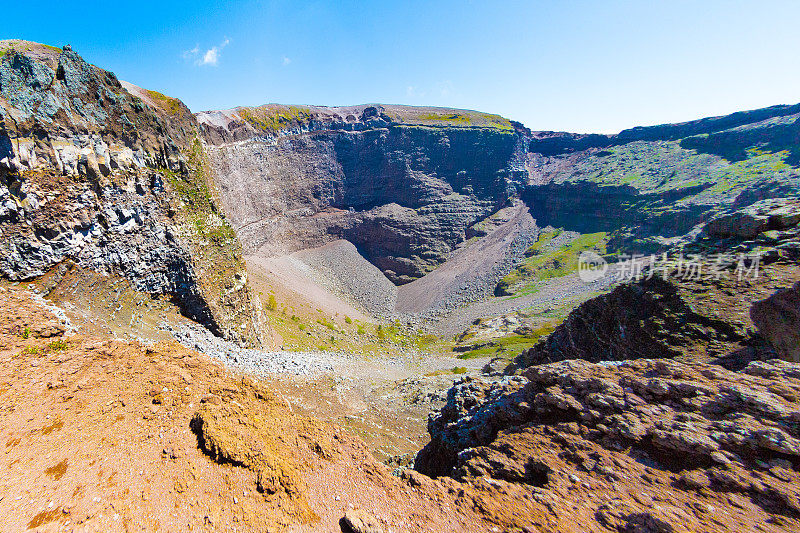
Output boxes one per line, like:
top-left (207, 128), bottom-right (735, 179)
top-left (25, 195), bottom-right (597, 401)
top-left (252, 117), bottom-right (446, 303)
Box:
top-left (751, 282), bottom-right (800, 362)
top-left (705, 211), bottom-right (770, 239)
top-left (340, 509), bottom-right (384, 533)
top-left (705, 199), bottom-right (800, 239)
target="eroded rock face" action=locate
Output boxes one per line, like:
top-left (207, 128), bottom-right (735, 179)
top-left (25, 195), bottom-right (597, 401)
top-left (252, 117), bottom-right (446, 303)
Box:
top-left (506, 201), bottom-right (800, 373)
top-left (0, 40), bottom-right (261, 345)
top-left (752, 282), bottom-right (800, 362)
top-left (417, 358), bottom-right (800, 531)
top-left (705, 198), bottom-right (800, 239)
top-left (524, 106), bottom-right (800, 256)
top-left (506, 275), bottom-right (745, 372)
top-left (199, 105), bottom-right (529, 284)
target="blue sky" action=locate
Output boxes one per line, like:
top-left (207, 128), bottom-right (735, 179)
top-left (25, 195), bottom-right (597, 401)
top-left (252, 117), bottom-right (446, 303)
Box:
top-left (4, 0), bottom-right (800, 132)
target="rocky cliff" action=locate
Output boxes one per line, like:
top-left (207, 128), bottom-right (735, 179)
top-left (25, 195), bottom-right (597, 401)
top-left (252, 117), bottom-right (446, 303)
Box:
top-left (197, 98), bottom-right (800, 303)
top-left (198, 104), bottom-right (531, 284)
top-left (506, 198), bottom-right (800, 372)
top-left (524, 105), bottom-right (800, 256)
top-left (0, 40), bottom-right (262, 345)
top-left (415, 357), bottom-right (800, 532)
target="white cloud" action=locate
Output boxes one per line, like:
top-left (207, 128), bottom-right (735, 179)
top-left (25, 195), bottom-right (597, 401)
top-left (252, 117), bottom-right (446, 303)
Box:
top-left (184, 38), bottom-right (230, 67)
top-left (282, 56), bottom-right (291, 66)
top-left (182, 45), bottom-right (199, 60)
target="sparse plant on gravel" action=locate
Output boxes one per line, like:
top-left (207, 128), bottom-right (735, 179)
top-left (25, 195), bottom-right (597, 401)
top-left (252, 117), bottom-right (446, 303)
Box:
top-left (47, 339), bottom-right (69, 351)
top-left (19, 327), bottom-right (30, 339)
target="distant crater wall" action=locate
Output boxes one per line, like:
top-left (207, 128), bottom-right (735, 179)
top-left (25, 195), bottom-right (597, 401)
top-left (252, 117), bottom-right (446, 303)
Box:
top-left (205, 120), bottom-right (529, 284)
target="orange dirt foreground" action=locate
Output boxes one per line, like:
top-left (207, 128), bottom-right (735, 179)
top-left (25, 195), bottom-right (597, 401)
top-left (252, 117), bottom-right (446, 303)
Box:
top-left (0, 287), bottom-right (498, 532)
top-left (4, 285), bottom-right (798, 533)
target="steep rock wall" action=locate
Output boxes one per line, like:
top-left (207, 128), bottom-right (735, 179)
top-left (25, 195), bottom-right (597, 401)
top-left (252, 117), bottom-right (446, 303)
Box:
top-left (0, 40), bottom-right (262, 345)
top-left (523, 108), bottom-right (800, 255)
top-left (200, 105), bottom-right (530, 283)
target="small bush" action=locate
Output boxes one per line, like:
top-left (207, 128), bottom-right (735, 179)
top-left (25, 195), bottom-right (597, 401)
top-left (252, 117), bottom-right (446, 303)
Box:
top-left (344, 316), bottom-right (352, 324)
top-left (22, 345), bottom-right (40, 355)
top-left (48, 339), bottom-right (69, 351)
top-left (357, 325), bottom-right (366, 335)
top-left (452, 366), bottom-right (468, 374)
top-left (298, 323), bottom-right (306, 331)
top-left (266, 293), bottom-right (278, 312)
top-left (20, 327), bottom-right (30, 339)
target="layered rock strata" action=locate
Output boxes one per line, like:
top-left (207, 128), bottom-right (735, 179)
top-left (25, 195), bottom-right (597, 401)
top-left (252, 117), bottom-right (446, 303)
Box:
top-left (0, 40), bottom-right (261, 344)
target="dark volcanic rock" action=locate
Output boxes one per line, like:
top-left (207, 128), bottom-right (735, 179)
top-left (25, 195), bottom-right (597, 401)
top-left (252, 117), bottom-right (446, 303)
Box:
top-left (505, 199), bottom-right (800, 373)
top-left (0, 40), bottom-right (262, 345)
top-left (505, 275), bottom-right (744, 372)
top-left (416, 358), bottom-right (800, 531)
top-left (752, 282), bottom-right (800, 362)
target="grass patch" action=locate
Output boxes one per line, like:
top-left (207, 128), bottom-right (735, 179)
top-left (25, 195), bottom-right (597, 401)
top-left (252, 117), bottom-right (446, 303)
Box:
top-left (497, 231), bottom-right (607, 296)
top-left (316, 318), bottom-right (337, 331)
top-left (239, 106), bottom-right (311, 133)
top-left (457, 323), bottom-right (558, 360)
top-left (145, 89), bottom-right (184, 116)
top-left (414, 111), bottom-right (514, 130)
top-left (47, 339), bottom-right (69, 351)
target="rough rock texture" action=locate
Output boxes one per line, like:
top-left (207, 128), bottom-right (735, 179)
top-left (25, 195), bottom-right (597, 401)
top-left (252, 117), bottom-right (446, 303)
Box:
top-left (752, 282), bottom-right (800, 362)
top-left (417, 358), bottom-right (800, 532)
top-left (340, 509), bottom-right (385, 533)
top-left (705, 197), bottom-right (800, 239)
top-left (0, 40), bottom-right (262, 345)
top-left (0, 286), bottom-right (520, 532)
top-left (164, 322), bottom-right (334, 376)
top-left (507, 200), bottom-right (800, 372)
top-left (524, 105), bottom-right (800, 255)
top-left (198, 104), bottom-right (530, 284)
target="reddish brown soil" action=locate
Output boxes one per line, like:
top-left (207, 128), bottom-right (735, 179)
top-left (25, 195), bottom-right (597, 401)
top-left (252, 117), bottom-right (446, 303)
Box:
top-left (0, 287), bottom-right (501, 532)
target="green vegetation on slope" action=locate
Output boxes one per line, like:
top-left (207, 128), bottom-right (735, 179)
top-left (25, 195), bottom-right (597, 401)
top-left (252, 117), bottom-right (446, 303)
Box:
top-left (258, 293), bottom-right (443, 355)
top-left (145, 89), bottom-right (185, 117)
top-left (457, 323), bottom-right (558, 360)
top-left (239, 106), bottom-right (312, 132)
top-left (552, 141), bottom-right (798, 205)
top-left (414, 111), bottom-right (514, 130)
top-left (163, 137), bottom-right (254, 341)
top-left (496, 230), bottom-right (608, 296)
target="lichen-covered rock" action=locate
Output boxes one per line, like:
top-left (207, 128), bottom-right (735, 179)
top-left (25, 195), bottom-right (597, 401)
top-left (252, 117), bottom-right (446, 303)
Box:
top-left (417, 358), bottom-right (800, 531)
